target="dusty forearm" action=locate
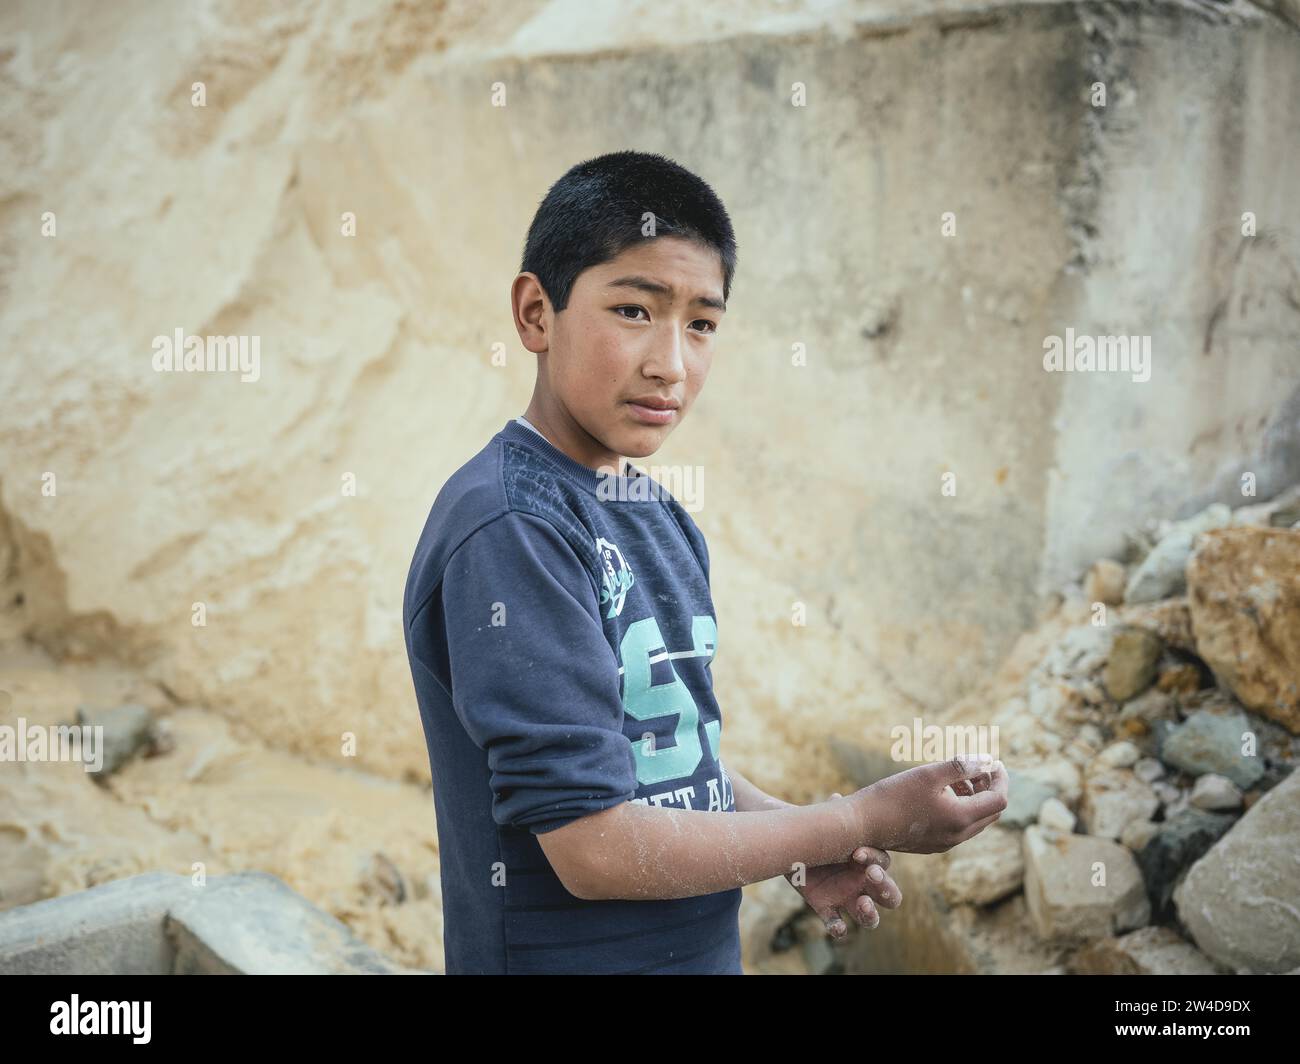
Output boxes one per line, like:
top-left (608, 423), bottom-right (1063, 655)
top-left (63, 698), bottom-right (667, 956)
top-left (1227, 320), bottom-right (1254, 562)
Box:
top-left (728, 768), bottom-right (837, 887)
top-left (573, 796), bottom-right (867, 901)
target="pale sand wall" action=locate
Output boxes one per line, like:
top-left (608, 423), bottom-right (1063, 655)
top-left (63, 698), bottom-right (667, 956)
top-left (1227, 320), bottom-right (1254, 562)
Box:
top-left (2, 0), bottom-right (1298, 805)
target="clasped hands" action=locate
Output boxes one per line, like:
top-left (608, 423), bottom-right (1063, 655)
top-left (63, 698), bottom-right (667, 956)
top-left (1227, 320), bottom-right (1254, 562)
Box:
top-left (788, 755), bottom-right (1008, 939)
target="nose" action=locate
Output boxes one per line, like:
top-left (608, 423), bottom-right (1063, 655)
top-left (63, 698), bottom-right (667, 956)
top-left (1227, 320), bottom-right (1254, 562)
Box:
top-left (644, 327), bottom-right (687, 385)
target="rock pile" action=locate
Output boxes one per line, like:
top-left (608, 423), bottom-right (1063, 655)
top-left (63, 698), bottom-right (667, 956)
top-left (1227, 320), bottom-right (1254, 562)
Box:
top-left (926, 486), bottom-right (1300, 974)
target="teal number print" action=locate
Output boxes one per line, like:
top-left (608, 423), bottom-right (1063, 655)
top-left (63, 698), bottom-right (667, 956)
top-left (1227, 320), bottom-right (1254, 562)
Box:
top-left (621, 615), bottom-right (716, 786)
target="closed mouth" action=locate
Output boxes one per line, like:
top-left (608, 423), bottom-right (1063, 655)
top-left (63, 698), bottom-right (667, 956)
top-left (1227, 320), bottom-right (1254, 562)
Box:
top-left (626, 398), bottom-right (680, 411)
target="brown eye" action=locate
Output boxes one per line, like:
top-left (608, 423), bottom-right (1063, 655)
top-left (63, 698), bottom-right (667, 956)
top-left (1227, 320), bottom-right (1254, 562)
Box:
top-left (692, 320), bottom-right (717, 334)
top-left (615, 306), bottom-right (648, 321)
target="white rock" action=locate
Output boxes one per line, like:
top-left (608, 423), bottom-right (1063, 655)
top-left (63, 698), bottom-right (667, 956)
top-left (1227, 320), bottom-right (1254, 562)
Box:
top-left (1038, 796), bottom-right (1077, 832)
top-left (1133, 757), bottom-right (1165, 783)
top-left (1095, 740), bottom-right (1141, 769)
top-left (1080, 769), bottom-right (1160, 840)
top-left (1189, 773), bottom-right (1242, 811)
top-left (1022, 826), bottom-right (1150, 943)
top-left (1021, 758), bottom-right (1083, 806)
top-left (941, 825), bottom-right (1025, 907)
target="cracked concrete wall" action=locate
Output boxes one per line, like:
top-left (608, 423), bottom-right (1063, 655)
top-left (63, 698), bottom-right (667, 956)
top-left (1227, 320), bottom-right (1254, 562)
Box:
top-left (0, 0), bottom-right (1297, 801)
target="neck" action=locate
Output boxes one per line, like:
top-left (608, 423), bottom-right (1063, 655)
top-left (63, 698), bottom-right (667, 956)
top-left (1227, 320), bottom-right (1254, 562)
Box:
top-left (522, 397), bottom-right (629, 476)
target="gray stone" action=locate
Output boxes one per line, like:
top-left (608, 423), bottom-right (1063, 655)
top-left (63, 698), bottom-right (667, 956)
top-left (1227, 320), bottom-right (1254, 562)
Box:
top-left (1174, 769), bottom-right (1300, 973)
top-left (0, 870), bottom-right (423, 974)
top-left (1125, 503), bottom-right (1231, 604)
top-left (1001, 770), bottom-right (1060, 829)
top-left (1159, 710), bottom-right (1266, 789)
top-left (1136, 809), bottom-right (1236, 919)
top-left (74, 703), bottom-right (157, 779)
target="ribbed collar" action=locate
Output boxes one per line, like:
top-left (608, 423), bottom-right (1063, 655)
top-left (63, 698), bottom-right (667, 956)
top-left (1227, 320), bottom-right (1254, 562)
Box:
top-left (499, 417), bottom-right (646, 496)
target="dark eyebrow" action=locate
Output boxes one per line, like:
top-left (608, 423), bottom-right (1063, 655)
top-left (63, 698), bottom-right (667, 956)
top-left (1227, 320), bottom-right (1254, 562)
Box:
top-left (605, 275), bottom-right (726, 312)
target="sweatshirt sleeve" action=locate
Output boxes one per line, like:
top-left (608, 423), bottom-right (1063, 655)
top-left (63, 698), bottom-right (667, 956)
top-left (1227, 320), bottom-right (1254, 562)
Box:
top-left (441, 510), bottom-right (638, 835)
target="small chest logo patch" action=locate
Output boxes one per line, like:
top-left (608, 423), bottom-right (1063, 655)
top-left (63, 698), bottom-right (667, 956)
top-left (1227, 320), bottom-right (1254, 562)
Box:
top-left (596, 536), bottom-right (635, 619)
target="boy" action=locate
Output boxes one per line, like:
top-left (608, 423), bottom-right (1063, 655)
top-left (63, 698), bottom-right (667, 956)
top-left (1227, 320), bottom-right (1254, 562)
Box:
top-left (402, 150), bottom-right (1008, 975)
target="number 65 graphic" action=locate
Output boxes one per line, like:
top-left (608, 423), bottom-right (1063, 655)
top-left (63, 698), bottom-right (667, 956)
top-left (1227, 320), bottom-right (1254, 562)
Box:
top-left (619, 614), bottom-right (720, 786)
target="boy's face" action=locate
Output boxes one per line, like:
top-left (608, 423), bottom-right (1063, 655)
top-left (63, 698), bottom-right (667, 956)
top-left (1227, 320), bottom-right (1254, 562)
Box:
top-left (514, 236), bottom-right (726, 473)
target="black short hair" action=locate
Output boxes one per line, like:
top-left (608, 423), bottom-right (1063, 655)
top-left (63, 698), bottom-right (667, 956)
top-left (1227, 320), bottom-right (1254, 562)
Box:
top-left (519, 150), bottom-right (737, 314)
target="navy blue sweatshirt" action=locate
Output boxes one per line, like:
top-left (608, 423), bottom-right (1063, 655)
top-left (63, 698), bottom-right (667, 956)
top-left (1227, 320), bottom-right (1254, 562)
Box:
top-left (402, 417), bottom-right (743, 974)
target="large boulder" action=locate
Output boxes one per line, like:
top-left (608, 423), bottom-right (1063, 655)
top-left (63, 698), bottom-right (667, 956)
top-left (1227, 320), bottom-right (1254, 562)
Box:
top-left (1173, 768), bottom-right (1300, 973)
top-left (1187, 526), bottom-right (1300, 734)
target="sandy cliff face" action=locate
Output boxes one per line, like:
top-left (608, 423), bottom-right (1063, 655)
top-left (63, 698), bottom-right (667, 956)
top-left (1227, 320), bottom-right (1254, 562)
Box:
top-left (3, 0), bottom-right (1299, 784)
top-left (2, 0), bottom-right (1299, 970)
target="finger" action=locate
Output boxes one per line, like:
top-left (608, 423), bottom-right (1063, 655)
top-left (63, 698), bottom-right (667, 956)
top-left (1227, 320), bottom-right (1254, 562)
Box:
top-left (873, 868), bottom-right (904, 910)
top-left (852, 895), bottom-right (881, 929)
top-left (952, 776), bottom-right (1007, 820)
top-left (950, 779), bottom-right (974, 797)
top-left (852, 845), bottom-right (890, 870)
top-left (810, 896), bottom-right (849, 938)
top-left (863, 867), bottom-right (902, 909)
top-left (975, 759), bottom-right (1007, 793)
top-left (930, 753), bottom-right (996, 788)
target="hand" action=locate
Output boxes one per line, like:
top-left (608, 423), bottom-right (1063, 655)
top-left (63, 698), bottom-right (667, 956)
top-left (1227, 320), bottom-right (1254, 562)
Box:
top-left (848, 756), bottom-right (1008, 854)
top-left (788, 793), bottom-right (903, 940)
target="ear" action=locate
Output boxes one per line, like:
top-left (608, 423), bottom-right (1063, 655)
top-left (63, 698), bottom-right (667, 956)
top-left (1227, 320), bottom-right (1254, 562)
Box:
top-left (512, 272), bottom-right (551, 356)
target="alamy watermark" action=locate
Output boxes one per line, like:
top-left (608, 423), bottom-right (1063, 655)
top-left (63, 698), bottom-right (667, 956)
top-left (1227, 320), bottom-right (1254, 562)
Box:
top-left (1042, 328), bottom-right (1150, 383)
top-left (151, 328), bottom-right (260, 382)
top-left (50, 995), bottom-right (150, 1043)
top-left (0, 718), bottom-right (104, 772)
top-left (596, 464), bottom-right (705, 512)
top-left (889, 717), bottom-right (1000, 763)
